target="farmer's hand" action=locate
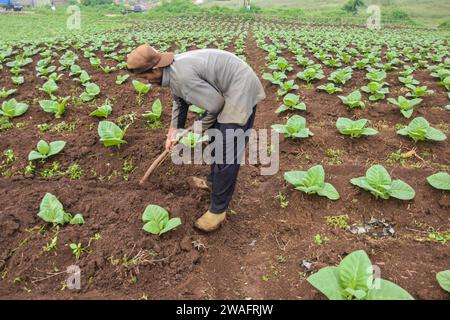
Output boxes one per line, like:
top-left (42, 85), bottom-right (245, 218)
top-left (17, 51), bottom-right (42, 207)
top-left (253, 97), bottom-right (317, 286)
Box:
top-left (165, 127), bottom-right (177, 151)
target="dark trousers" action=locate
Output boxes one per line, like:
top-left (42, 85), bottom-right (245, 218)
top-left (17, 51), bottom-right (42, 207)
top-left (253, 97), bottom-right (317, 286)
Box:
top-left (208, 106), bottom-right (257, 214)
top-left (175, 101), bottom-right (257, 214)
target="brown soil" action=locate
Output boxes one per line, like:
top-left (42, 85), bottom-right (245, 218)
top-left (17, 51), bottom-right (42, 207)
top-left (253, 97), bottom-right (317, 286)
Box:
top-left (0, 22), bottom-right (449, 300)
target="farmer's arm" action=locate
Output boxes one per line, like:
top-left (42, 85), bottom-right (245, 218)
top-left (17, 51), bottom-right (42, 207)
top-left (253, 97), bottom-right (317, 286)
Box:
top-left (185, 78), bottom-right (225, 130)
top-left (170, 96), bottom-right (189, 129)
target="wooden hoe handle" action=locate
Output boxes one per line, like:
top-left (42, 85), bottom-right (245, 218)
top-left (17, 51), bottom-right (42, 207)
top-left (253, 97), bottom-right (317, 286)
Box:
top-left (139, 126), bottom-right (193, 186)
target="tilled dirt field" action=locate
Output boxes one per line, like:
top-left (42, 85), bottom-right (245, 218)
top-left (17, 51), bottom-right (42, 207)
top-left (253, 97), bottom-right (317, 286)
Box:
top-left (0, 21), bottom-right (449, 300)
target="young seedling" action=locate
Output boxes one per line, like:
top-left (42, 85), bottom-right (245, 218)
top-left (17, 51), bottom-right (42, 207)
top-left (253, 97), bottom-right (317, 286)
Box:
top-left (39, 96), bottom-right (69, 118)
top-left (317, 83), bottom-right (343, 94)
top-left (366, 69), bottom-right (386, 83)
top-left (262, 71), bottom-right (287, 85)
top-left (28, 140), bottom-right (66, 161)
top-left (115, 74), bottom-right (129, 85)
top-left (297, 67), bottom-right (325, 83)
top-left (387, 96), bottom-right (422, 118)
top-left (339, 90), bottom-right (365, 109)
top-left (284, 165), bottom-right (340, 200)
top-left (74, 71), bottom-right (91, 85)
top-left (179, 132), bottom-right (209, 148)
top-left (97, 121), bottom-right (127, 147)
top-left (69, 64), bottom-right (82, 77)
top-left (268, 57), bottom-right (293, 72)
top-left (189, 105), bottom-right (207, 117)
top-left (272, 115), bottom-right (313, 139)
top-left (142, 204), bottom-right (182, 236)
top-left (0, 88), bottom-right (16, 99)
top-left (39, 79), bottom-right (58, 100)
top-left (405, 84), bottom-right (433, 98)
top-left (336, 117), bottom-right (378, 138)
top-left (396, 117), bottom-right (446, 142)
top-left (361, 82), bottom-right (389, 101)
top-left (80, 83), bottom-right (100, 102)
top-left (275, 93), bottom-right (306, 113)
top-left (38, 193), bottom-right (84, 225)
top-left (142, 99), bottom-right (162, 122)
top-left (307, 250), bottom-right (413, 300)
top-left (351, 164), bottom-right (415, 200)
top-left (132, 80), bottom-right (151, 95)
top-left (47, 72), bottom-right (63, 82)
top-left (399, 75), bottom-right (419, 86)
top-left (0, 99), bottom-right (28, 119)
top-left (101, 66), bottom-right (115, 74)
top-left (328, 67), bottom-right (352, 85)
top-left (12, 76), bottom-right (24, 85)
top-left (426, 172), bottom-right (450, 191)
top-left (89, 57), bottom-right (101, 68)
top-left (69, 243), bottom-right (85, 260)
top-left (90, 101), bottom-right (112, 118)
top-left (277, 80), bottom-right (299, 96)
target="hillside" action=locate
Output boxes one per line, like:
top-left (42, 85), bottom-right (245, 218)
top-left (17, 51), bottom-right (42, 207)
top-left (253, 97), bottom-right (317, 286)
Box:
top-left (203, 0), bottom-right (450, 27)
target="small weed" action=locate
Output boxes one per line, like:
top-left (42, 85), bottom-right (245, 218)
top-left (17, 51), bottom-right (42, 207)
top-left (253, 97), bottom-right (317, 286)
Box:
top-left (24, 161), bottom-right (36, 176)
top-left (3, 149), bottom-right (16, 164)
top-left (326, 148), bottom-right (344, 165)
top-left (274, 191), bottom-right (289, 209)
top-left (313, 234), bottom-right (329, 246)
top-left (40, 161), bottom-right (64, 178)
top-left (428, 229), bottom-right (450, 244)
top-left (276, 255), bottom-right (286, 263)
top-left (69, 242), bottom-right (86, 260)
top-left (325, 215), bottom-right (349, 230)
top-left (116, 112), bottom-right (137, 129)
top-left (43, 235), bottom-right (58, 253)
top-left (122, 158), bottom-right (136, 181)
top-left (37, 121), bottom-right (77, 133)
top-left (145, 120), bottom-right (163, 129)
top-left (66, 163), bottom-right (83, 180)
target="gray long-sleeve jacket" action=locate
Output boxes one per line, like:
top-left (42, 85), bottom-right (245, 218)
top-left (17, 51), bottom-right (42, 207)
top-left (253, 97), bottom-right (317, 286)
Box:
top-left (161, 49), bottom-right (266, 129)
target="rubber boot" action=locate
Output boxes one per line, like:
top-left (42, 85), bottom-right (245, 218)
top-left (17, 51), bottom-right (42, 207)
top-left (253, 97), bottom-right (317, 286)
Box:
top-left (194, 210), bottom-right (226, 232)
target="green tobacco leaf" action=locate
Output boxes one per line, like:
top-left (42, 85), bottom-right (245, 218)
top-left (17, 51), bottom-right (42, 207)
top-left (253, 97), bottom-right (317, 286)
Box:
top-left (307, 266), bottom-right (344, 300)
top-left (339, 250), bottom-right (372, 291)
top-left (132, 80), bottom-right (151, 94)
top-left (284, 170), bottom-right (307, 186)
top-left (48, 141), bottom-right (66, 157)
top-left (426, 127), bottom-right (447, 141)
top-left (160, 217), bottom-right (182, 235)
top-left (38, 193), bottom-right (66, 225)
top-left (37, 140), bottom-right (50, 155)
top-left (436, 270), bottom-right (450, 293)
top-left (142, 204), bottom-right (180, 236)
top-left (28, 150), bottom-right (45, 161)
top-left (98, 121), bottom-right (126, 147)
top-left (69, 213), bottom-right (85, 225)
top-left (344, 288), bottom-right (367, 300)
top-left (366, 165), bottom-right (391, 187)
top-left (303, 165), bottom-right (325, 187)
top-left (427, 172), bottom-right (450, 191)
top-left (90, 104), bottom-right (112, 118)
top-left (366, 279), bottom-right (414, 300)
top-left (317, 182), bottom-right (340, 200)
top-left (142, 204), bottom-right (168, 224)
top-left (389, 179), bottom-right (416, 200)
top-left (143, 220), bottom-right (160, 235)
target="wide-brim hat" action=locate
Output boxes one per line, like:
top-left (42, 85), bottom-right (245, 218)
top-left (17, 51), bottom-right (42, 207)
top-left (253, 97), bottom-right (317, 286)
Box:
top-left (127, 44), bottom-right (174, 73)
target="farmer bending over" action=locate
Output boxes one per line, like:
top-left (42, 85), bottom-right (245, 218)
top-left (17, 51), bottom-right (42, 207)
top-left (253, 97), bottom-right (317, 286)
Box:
top-left (127, 45), bottom-right (266, 232)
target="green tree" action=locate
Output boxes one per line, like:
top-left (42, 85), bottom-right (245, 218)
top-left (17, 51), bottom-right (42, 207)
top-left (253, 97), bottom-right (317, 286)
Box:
top-left (342, 0), bottom-right (365, 15)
